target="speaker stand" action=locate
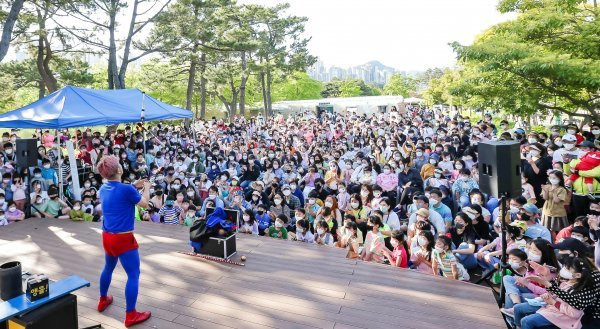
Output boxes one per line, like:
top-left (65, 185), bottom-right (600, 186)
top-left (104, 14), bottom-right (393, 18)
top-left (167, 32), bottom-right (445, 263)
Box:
top-left (498, 193), bottom-right (510, 308)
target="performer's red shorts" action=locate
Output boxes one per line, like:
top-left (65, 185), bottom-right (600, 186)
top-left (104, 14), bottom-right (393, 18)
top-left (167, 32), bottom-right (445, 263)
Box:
top-left (102, 231), bottom-right (139, 257)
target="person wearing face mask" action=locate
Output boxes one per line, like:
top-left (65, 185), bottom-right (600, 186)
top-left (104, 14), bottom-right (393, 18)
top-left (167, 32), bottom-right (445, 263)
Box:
top-left (361, 216), bottom-right (386, 262)
top-left (553, 134), bottom-right (580, 163)
top-left (186, 155), bottom-right (205, 176)
top-left (517, 204), bottom-right (552, 243)
top-left (431, 235), bottom-right (469, 281)
top-left (237, 209), bottom-right (258, 235)
top-left (291, 218), bottom-right (314, 243)
top-left (336, 182), bottom-right (351, 211)
top-left (4, 201), bottom-right (24, 223)
top-left (376, 164), bottom-right (398, 195)
top-left (199, 186), bottom-right (224, 216)
top-left (451, 168), bottom-right (479, 207)
top-left (409, 230), bottom-right (434, 273)
top-left (266, 214), bottom-right (289, 239)
top-left (519, 256), bottom-right (596, 329)
top-left (540, 170), bottom-right (569, 234)
top-left (521, 143), bottom-right (553, 207)
top-left (313, 219), bottom-right (334, 246)
top-left (68, 201), bottom-right (89, 221)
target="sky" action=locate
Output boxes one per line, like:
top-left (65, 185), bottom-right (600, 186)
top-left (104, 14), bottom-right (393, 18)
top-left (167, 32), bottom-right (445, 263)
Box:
top-left (240, 0), bottom-right (515, 71)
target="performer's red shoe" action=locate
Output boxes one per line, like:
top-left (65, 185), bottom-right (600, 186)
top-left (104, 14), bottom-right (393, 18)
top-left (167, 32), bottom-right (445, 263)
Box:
top-left (97, 295), bottom-right (113, 312)
top-left (125, 309), bottom-right (151, 327)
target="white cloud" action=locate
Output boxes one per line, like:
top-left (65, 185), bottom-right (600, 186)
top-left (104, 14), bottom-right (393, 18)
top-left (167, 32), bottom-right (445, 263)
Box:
top-left (240, 0), bottom-right (515, 70)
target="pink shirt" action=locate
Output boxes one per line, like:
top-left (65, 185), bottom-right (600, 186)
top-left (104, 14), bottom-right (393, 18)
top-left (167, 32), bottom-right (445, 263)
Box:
top-left (376, 173), bottom-right (398, 192)
top-left (43, 134), bottom-right (55, 148)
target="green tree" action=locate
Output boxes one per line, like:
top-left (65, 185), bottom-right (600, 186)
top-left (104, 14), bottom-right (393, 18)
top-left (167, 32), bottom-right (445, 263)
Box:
top-left (271, 71), bottom-right (322, 101)
top-left (451, 0), bottom-right (600, 122)
top-left (383, 74), bottom-right (417, 97)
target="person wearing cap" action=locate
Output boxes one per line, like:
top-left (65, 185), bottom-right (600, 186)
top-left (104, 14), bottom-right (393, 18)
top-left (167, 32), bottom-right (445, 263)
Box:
top-left (518, 203), bottom-right (552, 242)
top-left (566, 123), bottom-right (584, 144)
top-left (521, 142), bottom-right (552, 206)
top-left (553, 134), bottom-right (580, 163)
top-left (408, 196), bottom-right (446, 234)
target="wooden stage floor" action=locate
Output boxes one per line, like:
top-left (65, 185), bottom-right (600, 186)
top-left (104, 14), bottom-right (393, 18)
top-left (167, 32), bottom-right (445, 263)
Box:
top-left (0, 219), bottom-right (505, 329)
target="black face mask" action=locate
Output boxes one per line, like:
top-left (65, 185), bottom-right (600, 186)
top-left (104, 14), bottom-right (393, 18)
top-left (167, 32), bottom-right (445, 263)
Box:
top-left (520, 213), bottom-right (530, 222)
top-left (589, 209), bottom-right (600, 216)
top-left (455, 223), bottom-right (465, 230)
top-left (257, 210), bottom-right (264, 215)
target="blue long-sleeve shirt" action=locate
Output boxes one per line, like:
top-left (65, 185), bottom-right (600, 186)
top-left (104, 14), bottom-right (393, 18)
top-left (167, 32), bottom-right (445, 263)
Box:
top-left (255, 213), bottom-right (271, 232)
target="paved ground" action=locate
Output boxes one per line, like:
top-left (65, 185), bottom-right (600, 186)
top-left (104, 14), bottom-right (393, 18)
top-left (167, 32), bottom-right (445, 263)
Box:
top-left (0, 218), bottom-right (506, 328)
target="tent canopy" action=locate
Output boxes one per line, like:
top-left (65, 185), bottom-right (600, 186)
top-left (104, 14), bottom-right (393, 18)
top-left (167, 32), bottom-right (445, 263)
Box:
top-left (0, 86), bottom-right (192, 129)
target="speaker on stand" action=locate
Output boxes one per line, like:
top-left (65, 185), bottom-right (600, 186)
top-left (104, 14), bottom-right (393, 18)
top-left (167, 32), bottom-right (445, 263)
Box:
top-left (16, 139), bottom-right (39, 168)
top-left (16, 139), bottom-right (39, 218)
top-left (477, 141), bottom-right (522, 313)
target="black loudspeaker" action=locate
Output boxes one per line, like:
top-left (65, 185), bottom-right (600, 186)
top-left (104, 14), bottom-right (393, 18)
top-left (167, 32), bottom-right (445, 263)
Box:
top-left (478, 141), bottom-right (522, 198)
top-left (16, 138), bottom-right (39, 168)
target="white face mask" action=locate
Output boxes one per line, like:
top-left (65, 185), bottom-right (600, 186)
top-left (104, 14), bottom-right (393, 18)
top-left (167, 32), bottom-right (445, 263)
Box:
top-left (187, 191), bottom-right (195, 197)
top-left (324, 201), bottom-right (333, 208)
top-left (434, 246), bottom-right (444, 254)
top-left (351, 202), bottom-right (359, 209)
top-left (243, 215), bottom-right (250, 222)
top-left (508, 260), bottom-right (521, 270)
top-left (510, 206), bottom-right (520, 214)
top-left (416, 151), bottom-right (423, 157)
top-left (8, 207), bottom-right (16, 212)
top-left (290, 184), bottom-right (297, 190)
top-left (390, 239), bottom-right (399, 247)
top-left (434, 173), bottom-right (441, 179)
top-left (430, 198), bottom-right (439, 206)
top-left (559, 267), bottom-right (574, 280)
top-left (73, 206), bottom-right (81, 211)
top-left (275, 221), bottom-right (283, 228)
top-left (567, 129), bottom-right (576, 135)
top-left (84, 183), bottom-right (91, 188)
top-left (417, 236), bottom-right (427, 246)
top-left (592, 129), bottom-right (600, 135)
top-left (317, 228), bottom-right (325, 235)
top-left (274, 199), bottom-right (282, 205)
top-left (527, 251), bottom-right (542, 263)
top-left (549, 178), bottom-right (560, 185)
top-left (283, 190), bottom-right (291, 196)
top-left (383, 169), bottom-right (390, 174)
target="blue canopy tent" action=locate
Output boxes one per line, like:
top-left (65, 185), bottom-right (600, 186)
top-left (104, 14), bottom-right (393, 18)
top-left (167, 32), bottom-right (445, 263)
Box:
top-left (0, 86), bottom-right (192, 200)
top-left (0, 85), bottom-right (192, 129)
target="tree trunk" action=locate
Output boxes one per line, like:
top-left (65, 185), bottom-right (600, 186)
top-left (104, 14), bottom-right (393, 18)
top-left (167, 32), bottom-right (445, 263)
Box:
top-left (199, 53), bottom-right (207, 120)
top-left (186, 44), bottom-right (199, 112)
top-left (0, 0), bottom-right (25, 63)
top-left (118, 0), bottom-right (140, 89)
top-left (107, 0), bottom-right (119, 89)
top-left (266, 68), bottom-right (273, 117)
top-left (38, 79), bottom-right (45, 100)
top-left (36, 8), bottom-right (58, 95)
top-left (239, 51), bottom-right (248, 116)
top-left (260, 71), bottom-right (268, 117)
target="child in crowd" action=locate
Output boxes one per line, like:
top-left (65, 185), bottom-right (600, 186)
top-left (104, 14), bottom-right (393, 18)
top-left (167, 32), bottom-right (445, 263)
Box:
top-left (255, 204), bottom-right (271, 235)
top-left (183, 205), bottom-right (197, 227)
top-left (313, 219), bottom-right (334, 246)
top-left (410, 230), bottom-right (434, 274)
top-left (239, 209), bottom-right (258, 235)
top-left (267, 214), bottom-right (288, 239)
top-left (0, 209), bottom-right (7, 226)
top-left (5, 202), bottom-right (24, 223)
top-left (432, 235), bottom-right (469, 281)
top-left (159, 196), bottom-right (181, 225)
top-left (382, 230), bottom-right (408, 268)
top-left (361, 216), bottom-right (386, 262)
top-left (292, 219), bottom-right (313, 243)
top-left (68, 201), bottom-right (87, 221)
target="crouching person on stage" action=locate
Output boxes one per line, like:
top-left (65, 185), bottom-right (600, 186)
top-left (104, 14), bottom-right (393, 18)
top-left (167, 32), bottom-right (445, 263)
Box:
top-left (96, 155), bottom-right (152, 327)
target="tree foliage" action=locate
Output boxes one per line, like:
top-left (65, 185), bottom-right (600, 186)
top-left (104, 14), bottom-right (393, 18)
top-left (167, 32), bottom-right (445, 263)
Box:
top-left (383, 74), bottom-right (418, 97)
top-left (449, 0), bottom-right (600, 122)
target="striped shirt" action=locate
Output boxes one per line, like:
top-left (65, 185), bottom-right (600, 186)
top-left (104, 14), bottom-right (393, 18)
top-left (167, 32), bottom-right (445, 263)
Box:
top-left (158, 205), bottom-right (181, 225)
top-left (432, 249), bottom-right (458, 279)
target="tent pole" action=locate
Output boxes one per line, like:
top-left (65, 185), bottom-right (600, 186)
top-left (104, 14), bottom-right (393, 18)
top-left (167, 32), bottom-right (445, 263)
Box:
top-left (141, 92), bottom-right (146, 159)
top-left (56, 129), bottom-right (64, 200)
